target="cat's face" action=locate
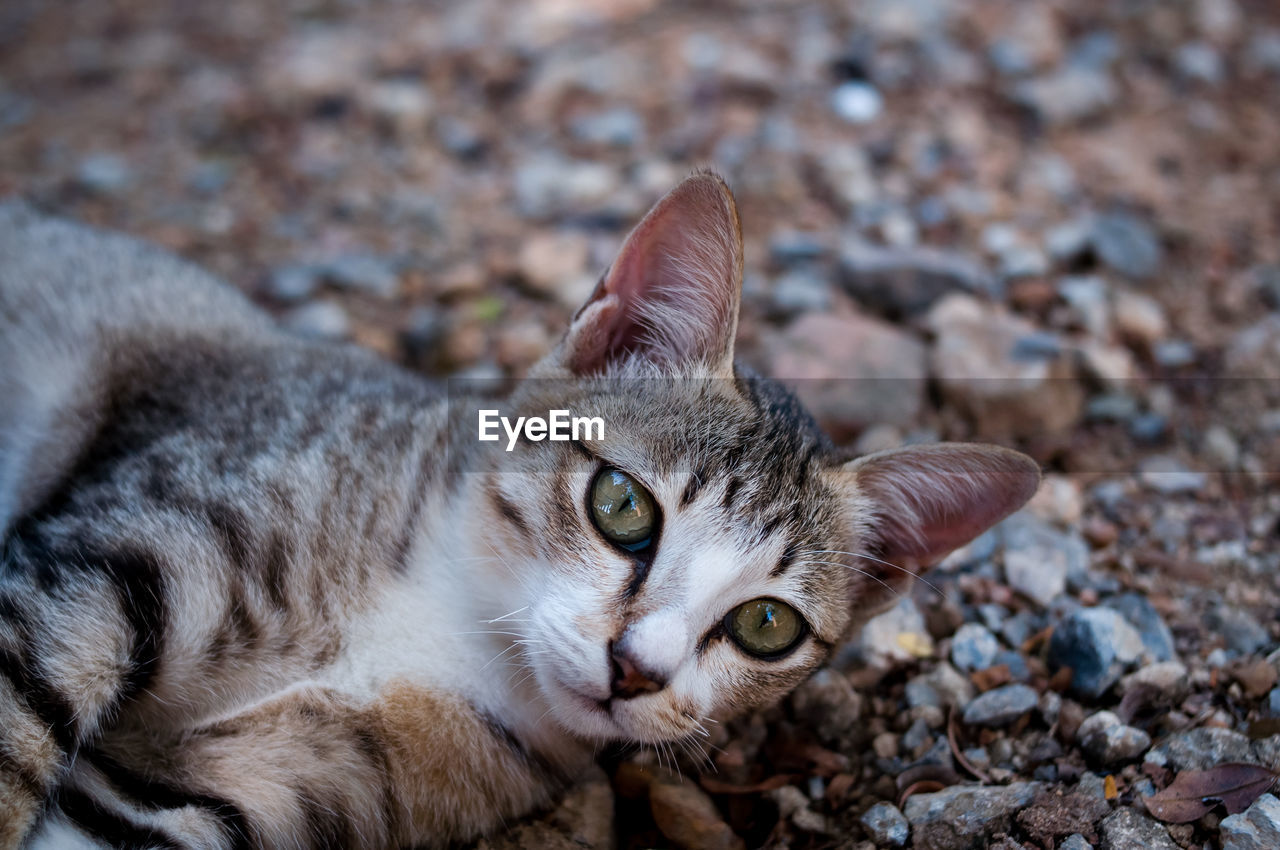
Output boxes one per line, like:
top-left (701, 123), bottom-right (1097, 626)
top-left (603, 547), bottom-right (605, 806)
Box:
top-left (470, 172), bottom-right (1039, 746)
top-left (481, 376), bottom-right (855, 744)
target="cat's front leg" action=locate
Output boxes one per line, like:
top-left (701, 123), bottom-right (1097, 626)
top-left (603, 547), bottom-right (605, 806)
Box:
top-left (42, 682), bottom-right (566, 849)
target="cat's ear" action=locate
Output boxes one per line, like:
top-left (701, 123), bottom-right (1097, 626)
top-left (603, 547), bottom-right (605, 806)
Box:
top-left (557, 171), bottom-right (743, 377)
top-left (828, 444), bottom-right (1040, 618)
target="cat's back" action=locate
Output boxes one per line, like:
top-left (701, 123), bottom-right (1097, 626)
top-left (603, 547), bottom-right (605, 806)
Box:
top-left (0, 201), bottom-right (444, 552)
top-left (0, 199), bottom-right (272, 344)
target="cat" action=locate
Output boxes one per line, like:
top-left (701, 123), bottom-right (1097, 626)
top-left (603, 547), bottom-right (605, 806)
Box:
top-left (0, 171), bottom-right (1040, 849)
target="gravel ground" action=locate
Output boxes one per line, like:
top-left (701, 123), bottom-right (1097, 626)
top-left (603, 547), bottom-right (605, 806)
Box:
top-left (2, 1), bottom-right (1279, 848)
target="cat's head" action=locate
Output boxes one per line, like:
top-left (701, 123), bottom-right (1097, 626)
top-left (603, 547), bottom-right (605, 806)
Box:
top-left (474, 172), bottom-right (1039, 745)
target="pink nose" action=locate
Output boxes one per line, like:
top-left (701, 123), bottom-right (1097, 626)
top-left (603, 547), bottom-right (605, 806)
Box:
top-left (609, 643), bottom-right (666, 699)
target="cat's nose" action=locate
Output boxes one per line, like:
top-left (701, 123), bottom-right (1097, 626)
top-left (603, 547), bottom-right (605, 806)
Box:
top-left (609, 641), bottom-right (666, 699)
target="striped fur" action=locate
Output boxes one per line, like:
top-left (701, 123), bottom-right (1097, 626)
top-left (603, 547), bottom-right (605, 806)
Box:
top-left (0, 174), bottom-right (1038, 848)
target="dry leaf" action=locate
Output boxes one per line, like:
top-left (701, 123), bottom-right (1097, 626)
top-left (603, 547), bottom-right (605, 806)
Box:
top-left (970, 664), bottom-right (1013, 693)
top-left (1104, 775), bottom-right (1118, 800)
top-left (1143, 763), bottom-right (1280, 823)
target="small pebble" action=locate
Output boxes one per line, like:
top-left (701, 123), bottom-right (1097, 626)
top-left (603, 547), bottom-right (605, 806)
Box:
top-left (962, 684), bottom-right (1039, 727)
top-left (860, 801), bottom-right (909, 847)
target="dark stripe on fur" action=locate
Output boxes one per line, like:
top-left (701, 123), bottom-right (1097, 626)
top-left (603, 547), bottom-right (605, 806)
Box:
top-left (721, 477), bottom-right (742, 511)
top-left (89, 751), bottom-right (254, 850)
top-left (57, 786), bottom-right (182, 850)
top-left (770, 542), bottom-right (800, 578)
top-left (490, 489), bottom-right (531, 537)
top-left (299, 793), bottom-right (358, 849)
top-left (390, 446), bottom-right (437, 574)
top-left (0, 646), bottom-right (79, 755)
top-left (679, 469), bottom-right (705, 507)
top-left (81, 547), bottom-right (168, 711)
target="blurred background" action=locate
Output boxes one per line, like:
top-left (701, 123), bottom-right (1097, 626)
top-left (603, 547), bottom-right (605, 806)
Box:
top-left (1, 0), bottom-right (1278, 476)
top-left (2, 2), bottom-right (1279, 847)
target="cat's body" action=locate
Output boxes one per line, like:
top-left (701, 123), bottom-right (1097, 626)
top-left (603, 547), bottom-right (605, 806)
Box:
top-left (0, 174), bottom-right (1040, 849)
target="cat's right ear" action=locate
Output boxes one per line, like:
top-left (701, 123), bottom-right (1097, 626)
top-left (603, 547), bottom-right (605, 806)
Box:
top-left (827, 444), bottom-right (1041, 621)
top-left (552, 171), bottom-right (743, 378)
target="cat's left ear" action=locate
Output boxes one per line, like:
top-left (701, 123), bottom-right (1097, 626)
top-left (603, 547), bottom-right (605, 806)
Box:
top-left (828, 444), bottom-right (1041, 619)
top-left (554, 171), bottom-right (743, 377)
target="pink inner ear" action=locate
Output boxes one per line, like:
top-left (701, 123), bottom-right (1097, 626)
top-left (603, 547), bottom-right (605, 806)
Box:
top-left (851, 444), bottom-right (1041, 569)
top-left (566, 173), bottom-right (742, 375)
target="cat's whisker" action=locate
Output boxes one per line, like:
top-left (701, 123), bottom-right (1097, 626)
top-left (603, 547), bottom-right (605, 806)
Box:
top-left (479, 643), bottom-right (522, 671)
top-left (795, 559), bottom-right (902, 601)
top-left (482, 605), bottom-right (530, 624)
top-left (801, 548), bottom-right (951, 601)
top-left (448, 629), bottom-right (525, 638)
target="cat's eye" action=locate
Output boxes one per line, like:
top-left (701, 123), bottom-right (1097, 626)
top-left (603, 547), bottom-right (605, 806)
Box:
top-left (590, 468), bottom-right (656, 551)
top-left (725, 598), bottom-right (805, 658)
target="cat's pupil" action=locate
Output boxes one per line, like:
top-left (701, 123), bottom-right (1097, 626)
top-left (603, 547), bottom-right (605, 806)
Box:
top-left (727, 599), bottom-right (804, 657)
top-left (589, 468), bottom-right (655, 548)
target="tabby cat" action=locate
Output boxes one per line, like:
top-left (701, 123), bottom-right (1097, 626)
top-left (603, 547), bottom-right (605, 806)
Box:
top-left (0, 172), bottom-right (1039, 848)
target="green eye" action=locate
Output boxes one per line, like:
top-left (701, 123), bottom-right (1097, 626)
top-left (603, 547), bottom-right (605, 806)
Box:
top-left (726, 599), bottom-right (805, 657)
top-left (590, 468), bottom-right (656, 550)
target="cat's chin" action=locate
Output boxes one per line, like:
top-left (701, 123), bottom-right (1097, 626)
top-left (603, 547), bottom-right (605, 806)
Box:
top-left (539, 674), bottom-right (627, 741)
top-left (538, 673), bottom-right (695, 746)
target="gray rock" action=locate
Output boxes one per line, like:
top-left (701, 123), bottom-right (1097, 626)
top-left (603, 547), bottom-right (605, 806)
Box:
top-left (1152, 339), bottom-right (1196, 368)
top-left (962, 684), bottom-right (1038, 727)
top-left (75, 153), bottom-right (133, 195)
top-left (903, 782), bottom-right (1042, 850)
top-left (318, 254), bottom-right (400, 297)
top-left (513, 155), bottom-right (619, 219)
top-left (1221, 794), bottom-right (1280, 850)
top-left (769, 231), bottom-right (829, 265)
top-left (1226, 315), bottom-right (1280, 379)
top-left (770, 268), bottom-right (833, 316)
top-left (902, 717), bottom-right (934, 752)
top-left (436, 116), bottom-right (486, 158)
top-left (1013, 66), bottom-right (1116, 126)
top-left (856, 0), bottom-right (954, 42)
top-left (1059, 835), bottom-right (1092, 850)
top-left (831, 81), bottom-right (884, 124)
top-left (1205, 605), bottom-right (1271, 656)
top-left (790, 668), bottom-right (864, 749)
top-left (1119, 662), bottom-right (1190, 702)
top-left (906, 662), bottom-right (975, 710)
top-left (951, 623), bottom-right (1001, 672)
top-left (283, 301), bottom-right (350, 340)
top-left (1076, 710), bottom-right (1152, 764)
top-left (1144, 728), bottom-right (1271, 772)
top-left (570, 108), bottom-right (644, 147)
top-left (1092, 212), bottom-right (1162, 279)
top-left (1138, 456), bottom-right (1207, 495)
top-left (1045, 219), bottom-right (1095, 264)
top-left (1000, 511), bottom-right (1087, 606)
top-left (1099, 808), bottom-right (1178, 850)
top-left (1269, 688), bottom-right (1280, 717)
top-left (836, 243), bottom-right (998, 319)
top-left (860, 801), bottom-right (909, 847)
top-left (1048, 607), bottom-right (1147, 697)
top-left (1247, 30), bottom-right (1280, 74)
top-left (1058, 275), bottom-right (1110, 338)
top-left (767, 312), bottom-right (927, 438)
top-left (1068, 31), bottom-right (1120, 70)
top-left (999, 244), bottom-right (1050, 279)
top-left (1175, 42), bottom-right (1225, 84)
top-left (265, 265), bottom-right (319, 303)
top-left (1103, 593), bottom-right (1176, 662)
top-left (927, 295), bottom-right (1084, 439)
